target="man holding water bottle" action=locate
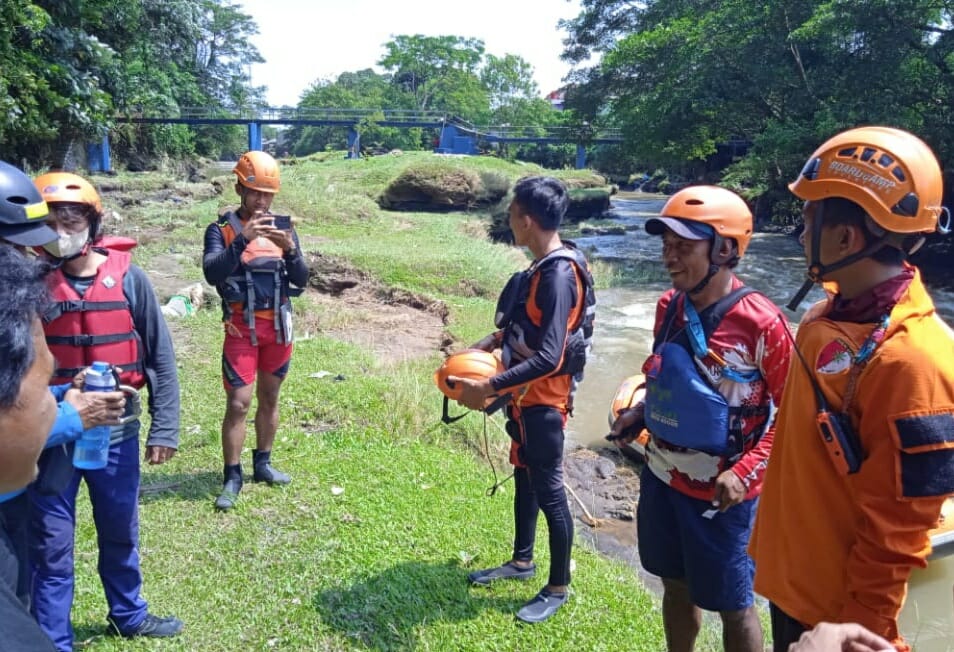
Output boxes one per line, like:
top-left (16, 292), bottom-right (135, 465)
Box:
top-left (0, 245), bottom-right (62, 650)
top-left (28, 172), bottom-right (183, 648)
top-left (0, 162), bottom-right (128, 618)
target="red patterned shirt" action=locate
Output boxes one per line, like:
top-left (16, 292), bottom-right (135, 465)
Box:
top-left (644, 277), bottom-right (793, 501)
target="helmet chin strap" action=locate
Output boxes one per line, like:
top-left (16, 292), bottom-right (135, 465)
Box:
top-left (688, 234), bottom-right (733, 295)
top-left (785, 204), bottom-right (916, 311)
top-left (688, 263), bottom-right (720, 295)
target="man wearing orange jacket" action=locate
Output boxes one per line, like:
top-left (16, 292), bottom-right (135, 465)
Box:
top-left (750, 126), bottom-right (954, 651)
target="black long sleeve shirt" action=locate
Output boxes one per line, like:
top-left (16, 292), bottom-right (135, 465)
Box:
top-left (202, 214), bottom-right (309, 291)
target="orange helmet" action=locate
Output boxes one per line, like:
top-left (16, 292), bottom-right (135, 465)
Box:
top-left (607, 375), bottom-right (645, 427)
top-left (233, 151), bottom-right (280, 194)
top-left (433, 349), bottom-right (504, 401)
top-left (33, 172), bottom-right (102, 214)
top-left (789, 126), bottom-right (944, 234)
top-left (649, 185), bottom-right (754, 256)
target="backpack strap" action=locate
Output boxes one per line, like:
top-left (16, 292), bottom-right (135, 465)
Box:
top-left (654, 286), bottom-right (761, 383)
top-left (226, 212), bottom-right (244, 244)
top-left (655, 286), bottom-right (756, 350)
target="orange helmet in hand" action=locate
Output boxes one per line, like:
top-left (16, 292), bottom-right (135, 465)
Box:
top-left (607, 375), bottom-right (646, 428)
top-left (435, 349), bottom-right (510, 424)
top-left (233, 151), bottom-right (280, 194)
top-left (434, 349), bottom-right (504, 401)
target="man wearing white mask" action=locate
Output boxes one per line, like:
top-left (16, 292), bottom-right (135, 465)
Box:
top-left (0, 162), bottom-right (127, 618)
top-left (28, 172), bottom-right (183, 649)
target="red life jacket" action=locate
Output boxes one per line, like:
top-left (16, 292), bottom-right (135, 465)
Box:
top-left (43, 249), bottom-right (146, 388)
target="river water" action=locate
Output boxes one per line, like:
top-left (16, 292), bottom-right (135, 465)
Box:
top-left (565, 193), bottom-right (954, 650)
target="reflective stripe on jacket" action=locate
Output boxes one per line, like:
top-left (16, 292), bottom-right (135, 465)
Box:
top-left (751, 269), bottom-right (954, 649)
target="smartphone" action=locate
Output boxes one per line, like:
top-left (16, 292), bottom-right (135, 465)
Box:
top-left (271, 215), bottom-right (292, 231)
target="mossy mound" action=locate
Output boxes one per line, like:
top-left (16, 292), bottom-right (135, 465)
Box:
top-left (378, 161), bottom-right (510, 210)
top-left (488, 186), bottom-right (613, 242)
top-left (565, 187), bottom-right (612, 220)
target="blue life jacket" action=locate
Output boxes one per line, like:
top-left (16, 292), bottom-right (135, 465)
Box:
top-left (644, 287), bottom-right (768, 456)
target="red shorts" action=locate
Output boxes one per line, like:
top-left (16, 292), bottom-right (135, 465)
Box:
top-left (221, 316), bottom-right (293, 388)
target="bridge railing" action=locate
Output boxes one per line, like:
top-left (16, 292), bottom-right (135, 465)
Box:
top-left (113, 106), bottom-right (624, 144)
top-left (460, 124), bottom-right (623, 142)
top-left (120, 106), bottom-right (454, 124)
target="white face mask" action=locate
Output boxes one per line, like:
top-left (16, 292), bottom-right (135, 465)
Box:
top-left (43, 228), bottom-right (89, 259)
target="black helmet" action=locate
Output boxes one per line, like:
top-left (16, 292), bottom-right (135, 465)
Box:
top-left (0, 161), bottom-right (56, 247)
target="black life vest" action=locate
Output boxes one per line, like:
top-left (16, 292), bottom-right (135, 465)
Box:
top-left (217, 211), bottom-right (304, 344)
top-left (494, 241), bottom-right (596, 380)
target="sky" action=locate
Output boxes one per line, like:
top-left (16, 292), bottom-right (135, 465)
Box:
top-left (237, 0), bottom-right (586, 107)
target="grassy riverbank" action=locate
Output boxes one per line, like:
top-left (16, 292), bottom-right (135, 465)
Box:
top-left (65, 153), bottom-right (718, 650)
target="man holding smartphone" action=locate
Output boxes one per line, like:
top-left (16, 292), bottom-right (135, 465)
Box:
top-left (202, 151), bottom-right (309, 511)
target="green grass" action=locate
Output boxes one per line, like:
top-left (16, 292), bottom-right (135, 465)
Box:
top-left (60, 155), bottom-right (740, 650)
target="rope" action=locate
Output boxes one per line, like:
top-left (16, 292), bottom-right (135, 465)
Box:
top-left (482, 412), bottom-right (513, 496)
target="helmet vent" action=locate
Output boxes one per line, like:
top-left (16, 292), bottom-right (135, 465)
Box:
top-left (6, 195), bottom-right (28, 205)
top-left (860, 147), bottom-right (877, 162)
top-left (685, 199), bottom-right (704, 205)
top-left (801, 157), bottom-right (821, 180)
top-left (837, 147), bottom-right (858, 158)
top-left (878, 154), bottom-right (894, 167)
top-left (892, 167), bottom-right (906, 182)
top-left (892, 193), bottom-right (919, 217)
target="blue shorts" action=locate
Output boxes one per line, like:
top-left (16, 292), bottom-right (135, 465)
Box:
top-left (637, 466), bottom-right (756, 612)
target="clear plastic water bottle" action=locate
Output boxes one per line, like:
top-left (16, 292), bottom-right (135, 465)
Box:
top-left (72, 361), bottom-right (116, 470)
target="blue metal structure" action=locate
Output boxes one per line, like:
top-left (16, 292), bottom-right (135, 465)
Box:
top-left (86, 136), bottom-right (112, 173)
top-left (113, 107), bottom-right (624, 168)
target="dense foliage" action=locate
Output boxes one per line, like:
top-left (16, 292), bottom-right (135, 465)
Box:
top-left (0, 0), bottom-right (264, 166)
top-left (561, 0), bottom-right (954, 220)
top-left (286, 34), bottom-right (576, 164)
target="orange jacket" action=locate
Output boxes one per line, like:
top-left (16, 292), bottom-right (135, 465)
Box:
top-left (750, 270), bottom-right (954, 650)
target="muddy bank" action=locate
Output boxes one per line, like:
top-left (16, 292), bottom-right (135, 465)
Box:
top-left (563, 446), bottom-right (659, 588)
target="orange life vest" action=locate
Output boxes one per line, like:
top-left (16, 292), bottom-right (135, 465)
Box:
top-left (217, 211), bottom-right (302, 344)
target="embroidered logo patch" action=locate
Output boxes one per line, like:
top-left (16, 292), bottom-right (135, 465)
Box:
top-left (102, 275), bottom-right (116, 289)
top-left (816, 339), bottom-right (853, 374)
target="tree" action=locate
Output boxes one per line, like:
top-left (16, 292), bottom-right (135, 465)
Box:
top-left (0, 2), bottom-right (115, 163)
top-left (0, 0), bottom-right (266, 165)
top-left (563, 0), bottom-right (954, 217)
top-left (481, 53), bottom-right (538, 110)
top-left (378, 34), bottom-right (488, 119)
top-left (289, 69), bottom-right (424, 154)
